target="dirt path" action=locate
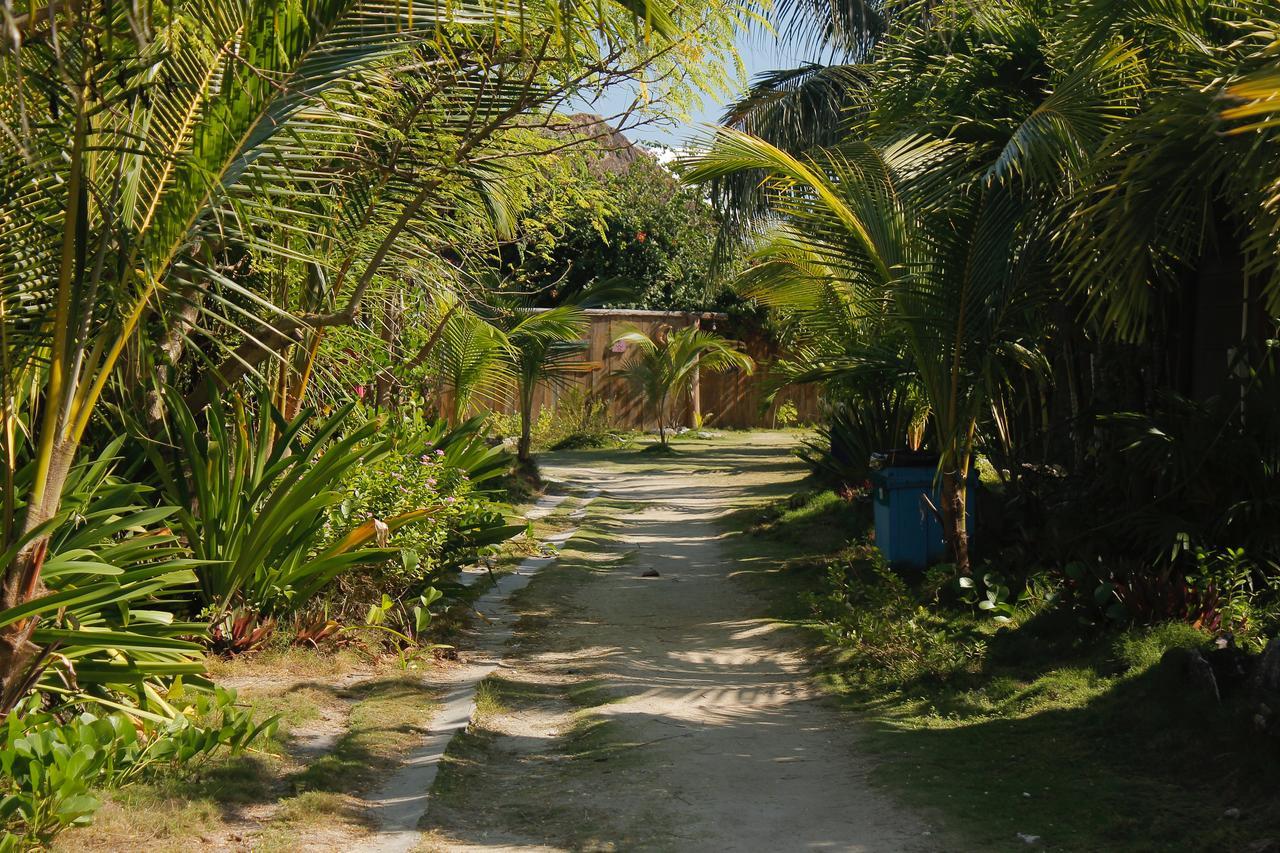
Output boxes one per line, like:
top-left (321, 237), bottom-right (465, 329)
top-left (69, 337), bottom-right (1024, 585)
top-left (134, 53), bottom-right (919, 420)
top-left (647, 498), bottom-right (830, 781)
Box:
top-left (421, 433), bottom-right (931, 852)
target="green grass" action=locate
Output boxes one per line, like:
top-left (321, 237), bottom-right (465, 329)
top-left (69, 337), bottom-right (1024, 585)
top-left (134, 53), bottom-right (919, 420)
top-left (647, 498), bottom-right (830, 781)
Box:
top-left (722, 491), bottom-right (1280, 853)
top-left (288, 676), bottom-right (438, 794)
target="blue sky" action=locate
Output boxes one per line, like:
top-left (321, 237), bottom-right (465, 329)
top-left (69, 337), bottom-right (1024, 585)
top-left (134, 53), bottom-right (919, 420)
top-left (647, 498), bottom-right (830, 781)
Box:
top-left (574, 29), bottom-right (815, 150)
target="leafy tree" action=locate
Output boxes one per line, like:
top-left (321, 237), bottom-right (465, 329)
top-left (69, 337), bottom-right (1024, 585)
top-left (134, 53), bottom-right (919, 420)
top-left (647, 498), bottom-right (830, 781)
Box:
top-left (509, 156), bottom-right (734, 311)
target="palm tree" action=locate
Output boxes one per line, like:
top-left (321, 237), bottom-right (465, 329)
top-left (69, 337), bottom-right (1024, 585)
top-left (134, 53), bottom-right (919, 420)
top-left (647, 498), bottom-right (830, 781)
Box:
top-left (612, 326), bottom-right (755, 447)
top-left (426, 304), bottom-right (514, 426)
top-left (421, 295), bottom-right (589, 459)
top-left (685, 129), bottom-right (1049, 575)
top-left (506, 308), bottom-right (590, 464)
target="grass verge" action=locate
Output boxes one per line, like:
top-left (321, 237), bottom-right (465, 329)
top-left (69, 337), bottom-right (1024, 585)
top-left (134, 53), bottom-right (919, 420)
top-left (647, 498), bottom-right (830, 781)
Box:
top-left (724, 488), bottom-right (1280, 853)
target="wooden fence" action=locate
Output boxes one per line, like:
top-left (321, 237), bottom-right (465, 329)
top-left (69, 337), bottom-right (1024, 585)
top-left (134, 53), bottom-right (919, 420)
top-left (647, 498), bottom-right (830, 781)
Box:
top-left (463, 309), bottom-right (821, 430)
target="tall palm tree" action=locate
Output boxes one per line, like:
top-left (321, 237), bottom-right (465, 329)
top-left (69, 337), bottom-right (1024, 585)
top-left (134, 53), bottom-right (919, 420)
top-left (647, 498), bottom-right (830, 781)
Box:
top-left (612, 326), bottom-right (755, 446)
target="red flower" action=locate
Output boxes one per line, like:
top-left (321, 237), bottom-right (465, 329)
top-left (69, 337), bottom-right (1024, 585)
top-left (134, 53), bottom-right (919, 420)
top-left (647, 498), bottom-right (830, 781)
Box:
top-left (635, 231), bottom-right (647, 243)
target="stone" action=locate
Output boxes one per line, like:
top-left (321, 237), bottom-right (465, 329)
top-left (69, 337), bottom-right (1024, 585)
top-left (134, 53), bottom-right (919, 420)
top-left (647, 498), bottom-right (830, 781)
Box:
top-left (641, 568), bottom-right (660, 578)
top-left (1225, 808), bottom-right (1242, 820)
top-left (1160, 647), bottom-right (1221, 703)
top-left (1253, 636), bottom-right (1280, 702)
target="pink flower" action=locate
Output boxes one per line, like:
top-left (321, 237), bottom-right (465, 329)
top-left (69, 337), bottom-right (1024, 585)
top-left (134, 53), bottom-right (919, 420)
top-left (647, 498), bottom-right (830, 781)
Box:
top-left (434, 449), bottom-right (445, 457)
top-left (354, 384), bottom-right (366, 399)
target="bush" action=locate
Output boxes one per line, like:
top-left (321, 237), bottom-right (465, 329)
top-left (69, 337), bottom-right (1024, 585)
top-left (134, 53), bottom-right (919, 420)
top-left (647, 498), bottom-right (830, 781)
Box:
top-left (806, 544), bottom-right (985, 685)
top-left (149, 388), bottom-right (398, 620)
top-left (330, 414), bottom-right (519, 614)
top-left (0, 689), bottom-right (273, 848)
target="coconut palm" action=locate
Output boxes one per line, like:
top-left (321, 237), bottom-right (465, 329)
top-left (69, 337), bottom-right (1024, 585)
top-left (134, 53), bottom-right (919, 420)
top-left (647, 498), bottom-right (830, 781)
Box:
top-left (612, 326), bottom-right (755, 446)
top-left (684, 129), bottom-right (1050, 575)
top-left (504, 309), bottom-right (590, 464)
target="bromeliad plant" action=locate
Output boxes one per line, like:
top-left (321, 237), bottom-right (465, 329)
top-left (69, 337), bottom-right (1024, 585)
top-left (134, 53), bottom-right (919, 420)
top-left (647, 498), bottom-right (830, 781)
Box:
top-left (150, 388), bottom-right (429, 623)
top-left (611, 326), bottom-right (756, 446)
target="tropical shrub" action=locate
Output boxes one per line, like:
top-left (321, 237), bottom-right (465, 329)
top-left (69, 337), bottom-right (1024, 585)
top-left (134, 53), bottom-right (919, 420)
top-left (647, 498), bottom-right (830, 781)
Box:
top-left (325, 412), bottom-right (518, 608)
top-left (0, 688), bottom-right (274, 849)
top-left (0, 441), bottom-right (208, 717)
top-left (149, 389), bottom-right (425, 623)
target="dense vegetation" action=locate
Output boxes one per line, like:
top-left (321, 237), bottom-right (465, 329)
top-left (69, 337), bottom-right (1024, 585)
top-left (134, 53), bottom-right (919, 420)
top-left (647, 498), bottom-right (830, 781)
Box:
top-left (690, 0), bottom-right (1280, 627)
top-left (3, 0), bottom-right (1280, 846)
top-left (0, 0), bottom-right (742, 845)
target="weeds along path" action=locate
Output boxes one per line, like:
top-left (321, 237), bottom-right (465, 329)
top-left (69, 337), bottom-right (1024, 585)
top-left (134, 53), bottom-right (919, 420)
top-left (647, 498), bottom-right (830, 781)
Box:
top-left (419, 432), bottom-right (931, 852)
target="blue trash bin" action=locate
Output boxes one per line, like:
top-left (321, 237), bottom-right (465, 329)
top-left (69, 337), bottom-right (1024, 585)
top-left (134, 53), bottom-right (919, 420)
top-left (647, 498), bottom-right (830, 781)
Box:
top-left (871, 465), bottom-right (976, 570)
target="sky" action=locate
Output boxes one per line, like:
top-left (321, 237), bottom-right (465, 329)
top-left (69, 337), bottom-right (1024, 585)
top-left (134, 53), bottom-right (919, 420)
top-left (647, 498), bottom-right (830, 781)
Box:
top-left (572, 29), bottom-right (816, 151)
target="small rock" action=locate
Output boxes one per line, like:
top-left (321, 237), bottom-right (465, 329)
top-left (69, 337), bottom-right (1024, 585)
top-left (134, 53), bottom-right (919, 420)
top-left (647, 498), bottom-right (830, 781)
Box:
top-left (641, 568), bottom-right (660, 578)
top-left (1245, 839), bottom-right (1280, 853)
top-left (1022, 792), bottom-right (1032, 798)
top-left (1163, 648), bottom-right (1222, 703)
top-left (1225, 808), bottom-right (1243, 820)
top-left (1254, 637), bottom-right (1280, 702)
top-left (1017, 833), bottom-right (1041, 845)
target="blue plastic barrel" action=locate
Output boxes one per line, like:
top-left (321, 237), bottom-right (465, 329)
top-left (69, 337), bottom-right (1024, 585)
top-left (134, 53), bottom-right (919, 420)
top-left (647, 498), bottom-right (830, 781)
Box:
top-left (871, 466), bottom-right (976, 569)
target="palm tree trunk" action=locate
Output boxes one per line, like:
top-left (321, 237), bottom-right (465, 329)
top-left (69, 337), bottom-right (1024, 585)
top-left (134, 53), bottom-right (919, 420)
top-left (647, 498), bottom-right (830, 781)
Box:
top-left (657, 393), bottom-right (668, 446)
top-left (941, 470), bottom-right (971, 576)
top-left (518, 391), bottom-right (534, 464)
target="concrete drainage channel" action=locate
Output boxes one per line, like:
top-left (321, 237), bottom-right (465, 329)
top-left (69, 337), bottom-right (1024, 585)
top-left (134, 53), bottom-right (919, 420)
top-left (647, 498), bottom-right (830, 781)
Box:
top-left (354, 485), bottom-right (600, 853)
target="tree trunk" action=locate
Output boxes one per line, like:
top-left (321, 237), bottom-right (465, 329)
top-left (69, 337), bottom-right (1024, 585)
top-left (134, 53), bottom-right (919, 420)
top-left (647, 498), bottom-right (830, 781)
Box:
top-left (0, 533), bottom-right (52, 716)
top-left (518, 392), bottom-right (534, 464)
top-left (374, 290), bottom-right (404, 412)
top-left (941, 470), bottom-right (971, 576)
top-left (144, 286), bottom-right (203, 429)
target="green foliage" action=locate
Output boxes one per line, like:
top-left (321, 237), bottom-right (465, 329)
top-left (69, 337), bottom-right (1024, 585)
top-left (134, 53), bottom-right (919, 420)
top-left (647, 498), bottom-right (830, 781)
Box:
top-left (956, 571), bottom-right (1017, 623)
top-left (512, 156), bottom-right (738, 311)
top-left (798, 396), bottom-right (923, 489)
top-left (0, 441), bottom-right (207, 715)
top-left (490, 388), bottom-right (630, 452)
top-left (332, 415), bottom-right (519, 606)
top-left (0, 688), bottom-right (274, 848)
top-left (806, 545), bottom-right (985, 684)
top-left (150, 389), bottom-right (398, 619)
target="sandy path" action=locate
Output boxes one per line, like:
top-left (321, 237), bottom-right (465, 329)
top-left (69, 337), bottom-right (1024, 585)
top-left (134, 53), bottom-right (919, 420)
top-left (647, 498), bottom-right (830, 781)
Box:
top-left (424, 433), bottom-right (930, 852)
